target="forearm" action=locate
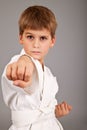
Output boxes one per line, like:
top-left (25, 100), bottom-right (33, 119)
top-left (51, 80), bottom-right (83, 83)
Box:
top-left (1, 72), bottom-right (33, 109)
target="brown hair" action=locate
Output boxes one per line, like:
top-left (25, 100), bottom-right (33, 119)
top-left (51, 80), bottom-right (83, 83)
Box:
top-left (18, 5), bottom-right (57, 38)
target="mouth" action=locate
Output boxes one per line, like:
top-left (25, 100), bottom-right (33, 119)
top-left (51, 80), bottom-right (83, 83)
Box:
top-left (31, 51), bottom-right (41, 55)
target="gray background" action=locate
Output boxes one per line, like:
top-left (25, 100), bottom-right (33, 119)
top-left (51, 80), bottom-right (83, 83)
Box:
top-left (0, 0), bottom-right (87, 130)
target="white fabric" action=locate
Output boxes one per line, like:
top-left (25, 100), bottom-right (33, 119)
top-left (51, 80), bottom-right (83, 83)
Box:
top-left (1, 49), bottom-right (63, 130)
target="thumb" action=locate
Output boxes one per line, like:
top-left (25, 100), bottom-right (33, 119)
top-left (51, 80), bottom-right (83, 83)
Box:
top-left (13, 80), bottom-right (32, 88)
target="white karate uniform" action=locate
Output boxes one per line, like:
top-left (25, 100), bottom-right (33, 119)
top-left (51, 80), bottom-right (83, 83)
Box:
top-left (1, 49), bottom-right (63, 130)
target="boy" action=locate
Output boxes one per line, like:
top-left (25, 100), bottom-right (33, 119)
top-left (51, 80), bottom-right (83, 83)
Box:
top-left (1, 5), bottom-right (72, 130)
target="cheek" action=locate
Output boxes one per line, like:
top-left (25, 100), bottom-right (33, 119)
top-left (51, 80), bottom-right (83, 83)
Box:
top-left (23, 43), bottom-right (31, 52)
top-left (43, 45), bottom-right (50, 54)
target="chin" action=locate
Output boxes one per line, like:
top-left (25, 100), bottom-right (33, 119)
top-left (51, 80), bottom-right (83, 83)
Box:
top-left (30, 54), bottom-right (39, 58)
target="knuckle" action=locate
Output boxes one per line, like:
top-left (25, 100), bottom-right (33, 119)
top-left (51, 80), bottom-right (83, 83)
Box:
top-left (12, 62), bottom-right (17, 67)
top-left (6, 73), bottom-right (11, 79)
top-left (18, 72), bottom-right (23, 76)
top-left (12, 75), bottom-right (17, 80)
top-left (25, 74), bottom-right (30, 79)
top-left (17, 72), bottom-right (23, 79)
top-left (24, 75), bottom-right (30, 82)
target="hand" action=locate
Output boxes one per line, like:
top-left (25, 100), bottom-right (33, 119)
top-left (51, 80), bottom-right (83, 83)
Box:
top-left (6, 55), bottom-right (35, 88)
top-left (55, 101), bottom-right (72, 118)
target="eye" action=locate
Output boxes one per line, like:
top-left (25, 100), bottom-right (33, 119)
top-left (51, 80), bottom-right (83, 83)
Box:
top-left (26, 35), bottom-right (34, 40)
top-left (40, 36), bottom-right (47, 41)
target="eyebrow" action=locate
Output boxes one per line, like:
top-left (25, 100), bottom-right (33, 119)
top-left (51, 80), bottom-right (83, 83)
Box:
top-left (25, 31), bottom-right (49, 38)
top-left (25, 32), bottom-right (33, 35)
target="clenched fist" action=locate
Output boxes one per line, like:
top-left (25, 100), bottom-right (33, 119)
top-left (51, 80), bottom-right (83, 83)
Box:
top-left (6, 55), bottom-right (35, 88)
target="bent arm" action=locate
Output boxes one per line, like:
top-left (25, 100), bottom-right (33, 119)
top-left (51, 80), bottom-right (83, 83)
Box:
top-left (55, 102), bottom-right (72, 118)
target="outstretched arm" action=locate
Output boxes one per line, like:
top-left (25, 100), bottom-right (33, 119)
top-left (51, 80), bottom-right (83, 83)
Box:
top-left (6, 55), bottom-right (35, 88)
top-left (1, 54), bottom-right (37, 108)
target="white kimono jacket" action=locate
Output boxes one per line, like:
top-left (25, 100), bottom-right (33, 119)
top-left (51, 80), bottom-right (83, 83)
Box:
top-left (1, 49), bottom-right (63, 130)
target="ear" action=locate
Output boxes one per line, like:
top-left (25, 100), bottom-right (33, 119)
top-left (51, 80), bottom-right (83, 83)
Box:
top-left (50, 36), bottom-right (56, 48)
top-left (19, 35), bottom-right (23, 45)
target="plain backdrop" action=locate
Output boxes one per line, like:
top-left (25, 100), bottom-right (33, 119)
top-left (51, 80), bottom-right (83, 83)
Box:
top-left (0, 0), bottom-right (87, 130)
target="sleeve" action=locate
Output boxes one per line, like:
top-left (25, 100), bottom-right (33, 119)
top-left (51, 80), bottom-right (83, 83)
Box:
top-left (1, 52), bottom-right (42, 110)
top-left (1, 65), bottom-right (41, 111)
top-left (1, 62), bottom-right (36, 110)
top-left (1, 52), bottom-right (30, 110)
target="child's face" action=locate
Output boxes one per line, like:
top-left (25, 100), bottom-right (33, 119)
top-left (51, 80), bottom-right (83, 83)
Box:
top-left (19, 29), bottom-right (55, 64)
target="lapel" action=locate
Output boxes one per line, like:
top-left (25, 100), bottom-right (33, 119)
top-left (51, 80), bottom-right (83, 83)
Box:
top-left (40, 66), bottom-right (58, 107)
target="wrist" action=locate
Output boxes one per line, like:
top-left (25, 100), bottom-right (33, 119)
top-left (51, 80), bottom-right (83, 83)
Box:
top-left (19, 54), bottom-right (32, 62)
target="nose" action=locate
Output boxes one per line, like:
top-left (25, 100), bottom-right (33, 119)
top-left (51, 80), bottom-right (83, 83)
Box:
top-left (33, 39), bottom-right (40, 48)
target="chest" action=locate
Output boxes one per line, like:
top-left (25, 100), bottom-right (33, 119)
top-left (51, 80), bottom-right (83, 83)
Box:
top-left (30, 70), bottom-right (58, 108)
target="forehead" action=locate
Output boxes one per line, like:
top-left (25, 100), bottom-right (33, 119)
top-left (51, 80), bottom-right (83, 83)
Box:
top-left (23, 28), bottom-right (51, 36)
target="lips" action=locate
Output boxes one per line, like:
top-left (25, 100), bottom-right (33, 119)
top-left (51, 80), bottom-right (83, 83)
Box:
top-left (31, 51), bottom-right (41, 54)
